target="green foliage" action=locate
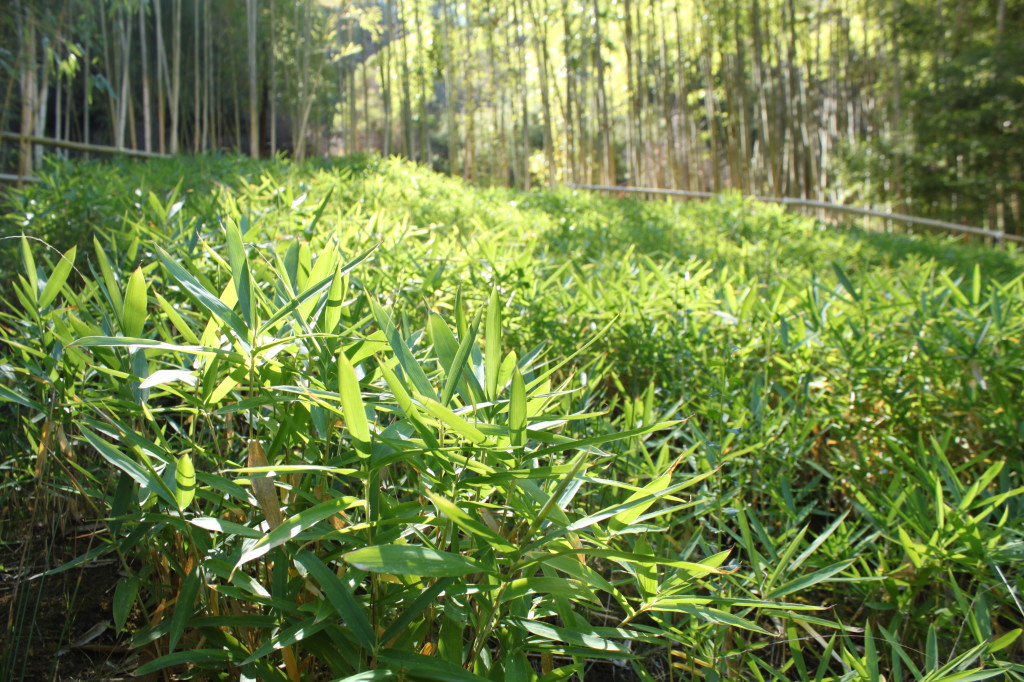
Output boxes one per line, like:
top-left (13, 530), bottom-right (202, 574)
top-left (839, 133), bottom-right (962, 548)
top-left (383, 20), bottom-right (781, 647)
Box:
top-left (1, 156), bottom-right (1023, 680)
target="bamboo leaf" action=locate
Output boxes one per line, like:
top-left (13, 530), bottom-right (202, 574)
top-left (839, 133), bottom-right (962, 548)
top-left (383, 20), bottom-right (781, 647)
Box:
top-left (20, 237), bottom-right (38, 300)
top-left (135, 649), bottom-right (236, 675)
top-left (377, 650), bottom-right (490, 682)
top-left (370, 297), bottom-right (436, 399)
top-left (39, 245), bottom-right (76, 309)
top-left (343, 544), bottom-right (484, 577)
top-left (416, 393), bottom-right (488, 444)
top-left (174, 454), bottom-right (196, 508)
top-left (156, 246), bottom-right (251, 349)
top-left (765, 559), bottom-right (856, 600)
top-left (225, 218), bottom-right (253, 328)
top-left (293, 550), bottom-right (375, 651)
top-left (168, 564), bottom-right (201, 653)
top-left (426, 490), bottom-right (517, 553)
top-left (235, 495), bottom-right (355, 570)
top-left (338, 349), bottom-right (371, 446)
top-left (79, 426), bottom-right (174, 506)
top-left (485, 288), bottom-right (502, 399)
top-left (509, 366), bottom-right (527, 448)
top-left (122, 267), bottom-right (148, 338)
top-left (113, 576), bottom-right (139, 632)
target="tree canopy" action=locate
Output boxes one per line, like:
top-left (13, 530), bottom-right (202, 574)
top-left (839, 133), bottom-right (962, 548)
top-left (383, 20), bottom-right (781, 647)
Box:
top-left (2, 0), bottom-right (1021, 233)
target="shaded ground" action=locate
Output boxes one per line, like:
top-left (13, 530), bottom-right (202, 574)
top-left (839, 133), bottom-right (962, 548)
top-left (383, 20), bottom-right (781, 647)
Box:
top-left (0, 539), bottom-right (135, 681)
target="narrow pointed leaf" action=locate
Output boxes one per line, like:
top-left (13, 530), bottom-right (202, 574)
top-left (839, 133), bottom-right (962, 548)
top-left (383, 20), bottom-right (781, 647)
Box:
top-left (122, 267), bottom-right (148, 338)
top-left (235, 496), bottom-right (354, 570)
top-left (156, 246), bottom-right (250, 348)
top-left (344, 544), bottom-right (484, 577)
top-left (509, 366), bottom-right (527, 448)
top-left (39, 245), bottom-right (76, 309)
top-left (294, 550), bottom-right (375, 650)
top-left (485, 288), bottom-right (501, 399)
top-left (338, 350), bottom-right (371, 444)
top-left (174, 454), bottom-right (196, 508)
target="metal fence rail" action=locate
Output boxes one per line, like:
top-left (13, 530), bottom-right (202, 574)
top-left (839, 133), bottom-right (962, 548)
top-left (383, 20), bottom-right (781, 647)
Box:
top-left (1, 131), bottom-right (172, 185)
top-left (569, 183), bottom-right (1023, 245)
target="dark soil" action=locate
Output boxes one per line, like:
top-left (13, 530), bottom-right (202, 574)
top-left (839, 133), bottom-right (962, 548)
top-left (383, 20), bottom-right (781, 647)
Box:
top-left (0, 538), bottom-right (135, 681)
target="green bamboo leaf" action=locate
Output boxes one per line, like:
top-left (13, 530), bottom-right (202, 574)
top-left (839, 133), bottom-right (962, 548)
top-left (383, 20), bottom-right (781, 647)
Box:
top-left (864, 621), bottom-right (879, 681)
top-left (497, 349), bottom-right (518, 393)
top-left (79, 426), bottom-right (175, 506)
top-left (71, 336), bottom-right (231, 357)
top-left (440, 309), bottom-right (484, 406)
top-left (378, 356), bottom-right (417, 416)
top-left (377, 650), bottom-right (489, 682)
top-left (528, 421), bottom-right (681, 459)
top-left (928, 672), bottom-right (1005, 682)
top-left (607, 466), bottom-right (676, 533)
top-left (242, 616), bottom-right (330, 664)
top-left (134, 649), bottom-right (236, 676)
top-left (156, 246), bottom-right (251, 350)
top-left (0, 384), bottom-right (44, 412)
top-left (515, 618), bottom-right (632, 655)
top-left (338, 349), bottom-right (371, 445)
top-left (832, 263), bottom-right (860, 301)
top-left (174, 454), bottom-right (196, 508)
top-left (336, 673), bottom-right (394, 682)
top-left (454, 287), bottom-right (469, 339)
top-left (878, 623), bottom-right (923, 678)
top-left (39, 245), bottom-right (76, 309)
top-left (168, 564), bottom-right (201, 652)
top-left (122, 267), bottom-right (148, 338)
top-left (429, 312), bottom-right (460, 375)
top-left (370, 298), bottom-right (436, 399)
top-left (343, 544), bottom-right (484, 577)
top-left (113, 576), bottom-right (139, 632)
top-left (501, 577), bottom-right (602, 606)
top-left (256, 274), bottom-right (333, 336)
top-left (988, 628), bottom-right (1021, 654)
top-left (426, 490), bottom-right (516, 553)
top-left (225, 218), bottom-right (253, 328)
top-left (765, 559), bottom-right (856, 600)
top-left (20, 237), bottom-right (38, 301)
top-left (293, 550), bottom-right (375, 651)
top-left (485, 288), bottom-right (501, 399)
top-left (189, 516), bottom-right (264, 539)
top-left (416, 393), bottom-right (487, 444)
top-left (323, 265), bottom-right (345, 333)
top-left (671, 605), bottom-right (772, 635)
top-left (154, 292), bottom-right (202, 344)
top-left (92, 237), bottom-right (122, 312)
top-left (379, 577), bottom-right (456, 646)
top-left (234, 496), bottom-right (354, 570)
top-left (139, 369), bottom-right (198, 390)
top-left (926, 624), bottom-right (940, 670)
top-left (509, 366), bottom-right (527, 448)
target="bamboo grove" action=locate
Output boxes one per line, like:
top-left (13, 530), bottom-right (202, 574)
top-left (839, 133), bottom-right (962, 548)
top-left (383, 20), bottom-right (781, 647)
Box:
top-left (3, 0), bottom-right (1022, 233)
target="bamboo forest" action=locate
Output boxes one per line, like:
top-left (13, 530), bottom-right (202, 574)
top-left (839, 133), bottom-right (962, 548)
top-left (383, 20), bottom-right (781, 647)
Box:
top-left (0, 0), bottom-right (1023, 680)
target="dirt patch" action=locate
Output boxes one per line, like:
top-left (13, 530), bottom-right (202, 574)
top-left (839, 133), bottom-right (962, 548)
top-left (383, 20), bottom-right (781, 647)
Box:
top-left (0, 541), bottom-right (136, 681)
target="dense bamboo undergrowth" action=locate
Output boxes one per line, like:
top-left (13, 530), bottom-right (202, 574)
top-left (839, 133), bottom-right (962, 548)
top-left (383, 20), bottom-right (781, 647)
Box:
top-left (0, 155), bottom-right (1023, 680)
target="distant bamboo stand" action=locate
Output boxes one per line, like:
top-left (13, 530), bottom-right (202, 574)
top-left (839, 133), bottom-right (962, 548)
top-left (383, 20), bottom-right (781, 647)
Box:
top-left (570, 183), bottom-right (1023, 246)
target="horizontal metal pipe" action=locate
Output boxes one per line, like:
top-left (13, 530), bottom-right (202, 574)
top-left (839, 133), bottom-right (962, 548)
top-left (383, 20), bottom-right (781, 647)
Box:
top-left (0, 173), bottom-right (41, 184)
top-left (1, 131), bottom-right (171, 160)
top-left (569, 183), bottom-right (1022, 244)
